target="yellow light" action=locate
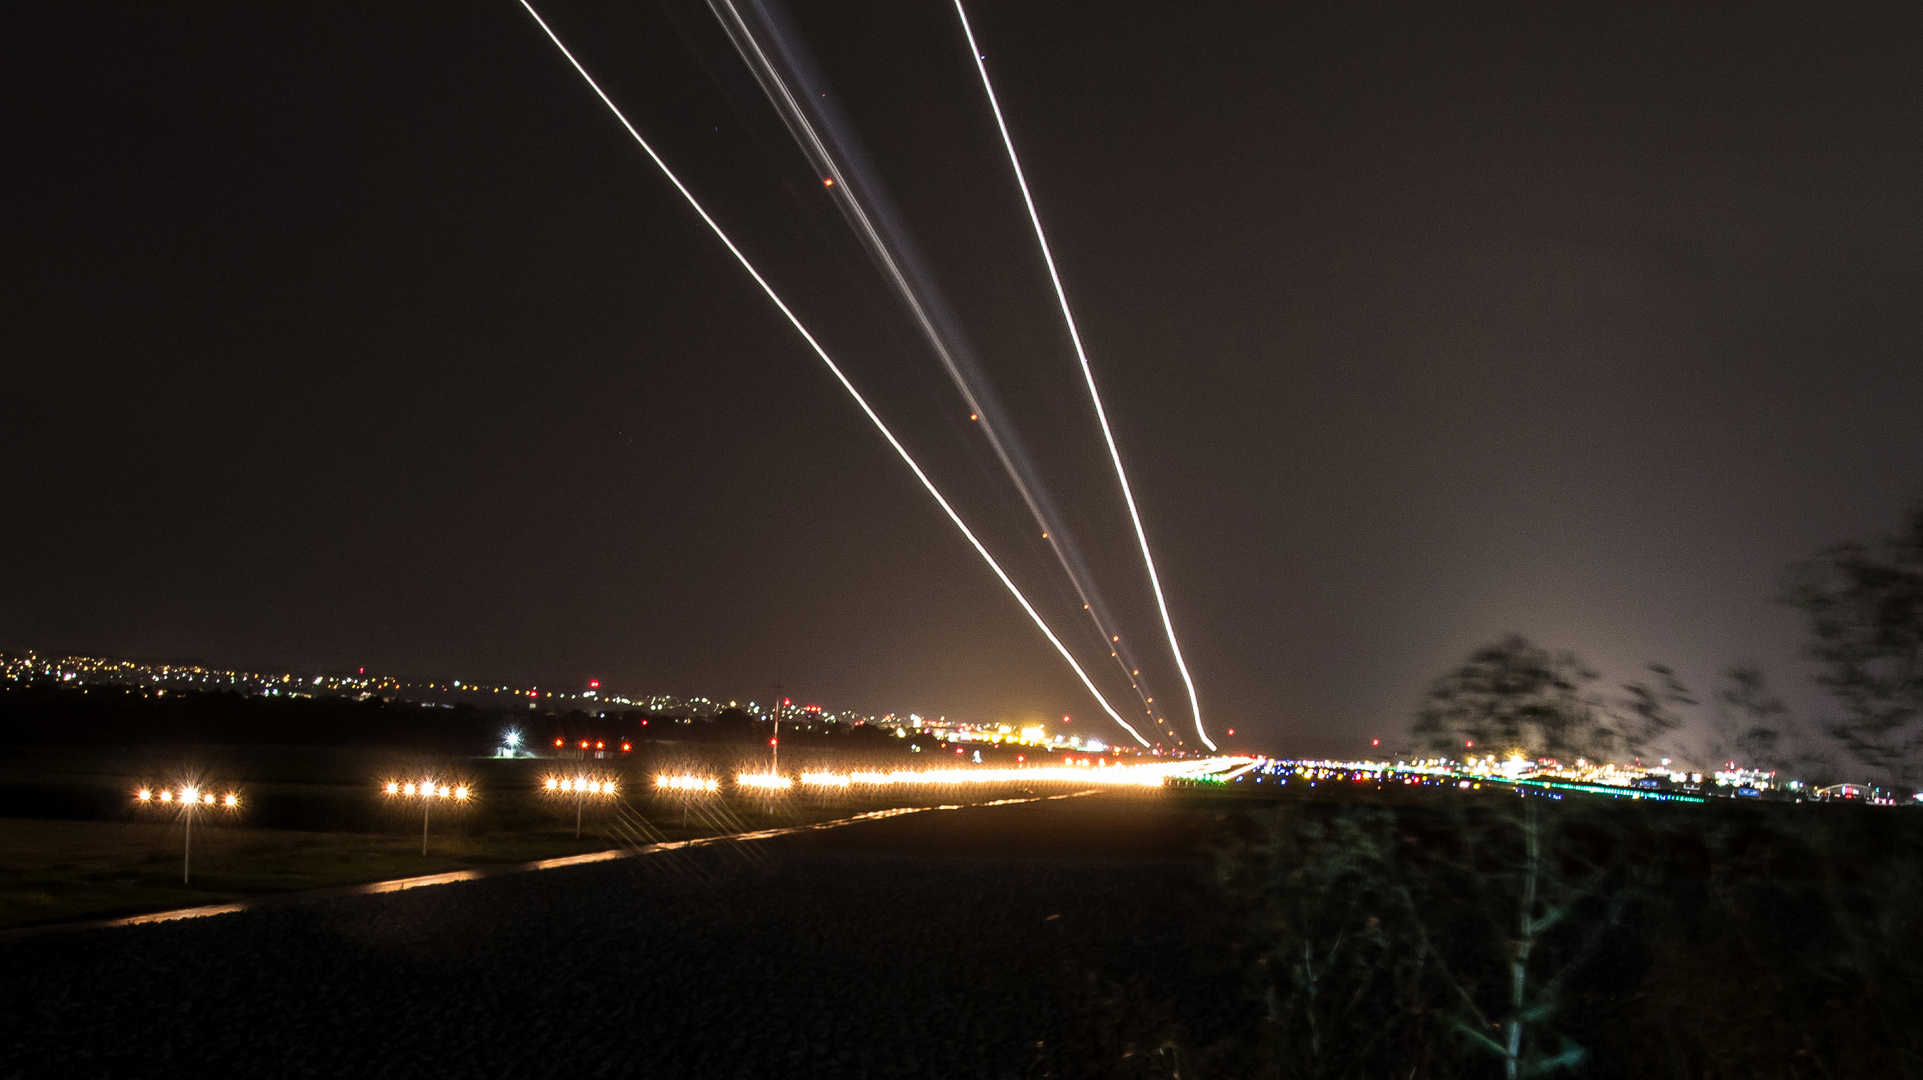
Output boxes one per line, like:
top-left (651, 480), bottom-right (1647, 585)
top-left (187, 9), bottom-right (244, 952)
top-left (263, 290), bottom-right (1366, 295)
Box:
top-left (223, 793), bottom-right (238, 807)
top-left (437, 785), bottom-right (450, 797)
top-left (203, 793), bottom-right (215, 805)
top-left (455, 786), bottom-right (469, 800)
top-left (403, 783), bottom-right (416, 796)
top-left (385, 782), bottom-right (400, 795)
top-left (137, 789), bottom-right (152, 801)
top-left (544, 777), bottom-right (558, 790)
top-left (182, 787), bottom-right (198, 803)
top-left (736, 772), bottom-right (793, 790)
top-left (656, 775), bottom-right (718, 792)
top-left (159, 790), bottom-right (173, 803)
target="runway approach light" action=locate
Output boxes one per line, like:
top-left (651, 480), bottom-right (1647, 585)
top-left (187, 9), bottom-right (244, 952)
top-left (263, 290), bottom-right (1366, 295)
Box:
top-left (383, 778), bottom-right (470, 855)
top-left (134, 782), bottom-right (241, 883)
top-left (544, 775), bottom-right (620, 837)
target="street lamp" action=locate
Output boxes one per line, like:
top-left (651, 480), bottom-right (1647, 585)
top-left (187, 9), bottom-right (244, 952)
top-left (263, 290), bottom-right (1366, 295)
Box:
top-left (383, 778), bottom-right (470, 855)
top-left (542, 775), bottom-right (619, 838)
top-left (134, 783), bottom-right (240, 884)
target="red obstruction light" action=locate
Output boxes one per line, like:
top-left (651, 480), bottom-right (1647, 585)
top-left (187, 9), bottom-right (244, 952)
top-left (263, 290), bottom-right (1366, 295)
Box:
top-left (588, 679), bottom-right (600, 689)
top-left (595, 741), bottom-right (604, 750)
top-left (620, 742), bottom-right (631, 752)
top-left (554, 738), bottom-right (564, 748)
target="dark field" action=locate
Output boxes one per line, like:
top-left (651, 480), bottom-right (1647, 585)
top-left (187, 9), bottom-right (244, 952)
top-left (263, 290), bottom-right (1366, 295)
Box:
top-left (8, 757), bottom-right (1923, 1078)
top-left (0, 738), bottom-right (1041, 928)
top-left (1, 793), bottom-right (1241, 1078)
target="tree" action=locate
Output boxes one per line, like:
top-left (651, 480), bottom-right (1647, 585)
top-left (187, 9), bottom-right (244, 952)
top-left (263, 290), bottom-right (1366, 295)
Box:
top-left (1412, 635), bottom-right (1619, 762)
top-left (1785, 496), bottom-right (1923, 784)
top-left (1612, 663), bottom-right (1693, 762)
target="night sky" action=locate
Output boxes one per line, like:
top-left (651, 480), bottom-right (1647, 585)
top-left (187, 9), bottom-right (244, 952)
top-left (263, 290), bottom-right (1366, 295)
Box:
top-left (5, 1), bottom-right (1922, 756)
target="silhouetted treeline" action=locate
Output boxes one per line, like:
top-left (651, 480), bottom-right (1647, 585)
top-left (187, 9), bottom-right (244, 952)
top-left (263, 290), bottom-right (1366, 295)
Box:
top-left (0, 682), bottom-right (946, 758)
top-left (1090, 791), bottom-right (1923, 1079)
top-left (0, 680), bottom-right (502, 748)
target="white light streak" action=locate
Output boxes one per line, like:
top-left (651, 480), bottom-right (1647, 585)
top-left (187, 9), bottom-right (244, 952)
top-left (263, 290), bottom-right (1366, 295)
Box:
top-left (517, 0), bottom-right (1149, 748)
top-left (952, 0), bottom-right (1215, 752)
top-left (706, 0), bottom-right (1150, 717)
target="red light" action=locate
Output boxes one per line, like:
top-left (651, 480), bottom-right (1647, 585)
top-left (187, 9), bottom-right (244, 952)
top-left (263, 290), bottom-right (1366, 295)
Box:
top-left (1372, 738), bottom-right (1380, 747)
top-left (1017, 755), bottom-right (1024, 762)
top-left (769, 737), bottom-right (778, 747)
top-left (554, 738), bottom-right (563, 747)
top-left (579, 741), bottom-right (589, 749)
top-left (1227, 728), bottom-right (1236, 736)
top-left (640, 719), bottom-right (648, 726)
top-left (529, 690), bottom-right (538, 698)
top-left (1063, 715), bottom-right (1071, 723)
top-left (823, 177), bottom-right (834, 187)
top-left (595, 741), bottom-right (604, 750)
top-left (358, 667), bottom-right (364, 674)
top-left (588, 680), bottom-right (600, 689)
top-left (620, 742), bottom-right (631, 752)
top-left (782, 698), bottom-right (791, 706)
top-left (1465, 741), bottom-right (1474, 749)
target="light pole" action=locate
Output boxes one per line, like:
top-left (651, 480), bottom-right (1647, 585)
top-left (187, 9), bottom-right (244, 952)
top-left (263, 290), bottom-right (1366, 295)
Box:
top-left (543, 775), bottom-right (618, 838)
top-left (655, 773), bottom-right (719, 827)
top-left (769, 687), bottom-right (786, 778)
top-left (135, 784), bottom-right (239, 884)
top-left (383, 779), bottom-right (470, 855)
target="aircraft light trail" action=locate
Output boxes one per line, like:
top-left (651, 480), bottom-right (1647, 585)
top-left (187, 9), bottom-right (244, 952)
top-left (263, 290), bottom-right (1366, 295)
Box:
top-left (704, 0), bottom-right (1167, 725)
top-left (953, 0), bottom-right (1217, 752)
top-left (516, 0), bottom-right (1150, 748)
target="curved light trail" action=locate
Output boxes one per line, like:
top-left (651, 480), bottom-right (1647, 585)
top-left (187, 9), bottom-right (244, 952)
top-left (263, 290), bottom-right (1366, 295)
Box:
top-left (952, 0), bottom-right (1216, 752)
top-left (517, 0), bottom-right (1150, 748)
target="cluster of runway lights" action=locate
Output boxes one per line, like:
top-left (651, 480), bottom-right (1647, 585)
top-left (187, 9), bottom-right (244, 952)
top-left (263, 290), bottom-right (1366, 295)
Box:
top-left (137, 786), bottom-right (239, 808)
top-left (133, 785), bottom-right (241, 884)
top-left (383, 778), bottom-right (470, 855)
top-left (132, 760), bottom-right (1233, 881)
top-left (544, 775), bottom-right (620, 838)
top-left (662, 760), bottom-right (1230, 794)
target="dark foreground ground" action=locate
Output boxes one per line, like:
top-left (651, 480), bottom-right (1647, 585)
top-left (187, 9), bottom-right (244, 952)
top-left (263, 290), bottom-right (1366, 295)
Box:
top-left (1, 793), bottom-right (1242, 1079)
